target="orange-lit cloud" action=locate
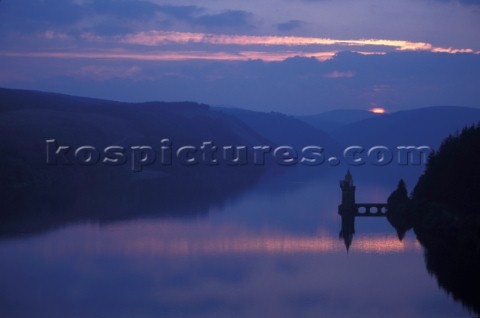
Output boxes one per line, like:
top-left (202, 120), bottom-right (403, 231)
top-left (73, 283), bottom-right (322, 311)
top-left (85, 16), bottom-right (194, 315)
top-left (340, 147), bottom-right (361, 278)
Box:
top-left (96, 30), bottom-right (477, 54)
top-left (431, 47), bottom-right (475, 54)
top-left (353, 51), bottom-right (387, 56)
top-left (2, 31), bottom-right (476, 64)
top-left (0, 50), bottom-right (337, 62)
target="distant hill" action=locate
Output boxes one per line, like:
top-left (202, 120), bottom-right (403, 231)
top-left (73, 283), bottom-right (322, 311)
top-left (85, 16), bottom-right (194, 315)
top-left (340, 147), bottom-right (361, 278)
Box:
top-left (330, 106), bottom-right (480, 150)
top-left (0, 87), bottom-right (275, 187)
top-left (215, 107), bottom-right (339, 153)
top-left (0, 87), bottom-right (270, 234)
top-left (298, 109), bottom-right (376, 133)
top-left (2, 87), bottom-right (480, 237)
top-left (0, 87), bottom-right (270, 148)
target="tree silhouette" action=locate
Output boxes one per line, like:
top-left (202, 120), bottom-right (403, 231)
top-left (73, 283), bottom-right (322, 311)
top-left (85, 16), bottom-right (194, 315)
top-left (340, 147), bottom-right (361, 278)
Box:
top-left (386, 179), bottom-right (411, 240)
top-left (407, 123), bottom-right (480, 315)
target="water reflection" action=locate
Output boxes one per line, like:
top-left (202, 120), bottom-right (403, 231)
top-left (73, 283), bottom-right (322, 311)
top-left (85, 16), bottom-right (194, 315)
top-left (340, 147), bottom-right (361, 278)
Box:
top-left (335, 171), bottom-right (480, 316)
top-left (0, 218), bottom-right (457, 318)
top-left (0, 170), bottom-right (471, 318)
top-left (7, 220), bottom-right (420, 257)
top-left (424, 243), bottom-right (480, 316)
top-left (0, 166), bottom-right (264, 239)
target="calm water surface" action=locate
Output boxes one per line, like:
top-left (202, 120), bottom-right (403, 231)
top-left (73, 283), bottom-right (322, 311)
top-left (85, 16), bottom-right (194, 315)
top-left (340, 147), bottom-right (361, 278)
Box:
top-left (0, 169), bottom-right (471, 318)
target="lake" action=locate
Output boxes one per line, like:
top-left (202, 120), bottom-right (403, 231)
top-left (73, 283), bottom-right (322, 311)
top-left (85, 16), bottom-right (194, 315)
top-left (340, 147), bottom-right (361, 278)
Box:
top-left (0, 167), bottom-right (471, 318)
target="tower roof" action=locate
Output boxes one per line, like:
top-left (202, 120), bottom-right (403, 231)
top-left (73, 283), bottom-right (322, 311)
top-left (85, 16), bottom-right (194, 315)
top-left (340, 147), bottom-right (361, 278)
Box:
top-left (343, 169), bottom-right (354, 186)
top-left (345, 169), bottom-right (352, 181)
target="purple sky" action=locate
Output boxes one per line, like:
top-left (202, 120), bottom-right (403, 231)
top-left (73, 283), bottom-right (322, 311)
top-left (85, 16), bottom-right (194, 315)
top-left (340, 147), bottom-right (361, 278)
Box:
top-left (0, 0), bottom-right (479, 114)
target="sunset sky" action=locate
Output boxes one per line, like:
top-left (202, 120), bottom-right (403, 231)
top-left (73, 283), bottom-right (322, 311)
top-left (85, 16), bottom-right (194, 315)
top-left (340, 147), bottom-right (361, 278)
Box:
top-left (1, 0), bottom-right (479, 114)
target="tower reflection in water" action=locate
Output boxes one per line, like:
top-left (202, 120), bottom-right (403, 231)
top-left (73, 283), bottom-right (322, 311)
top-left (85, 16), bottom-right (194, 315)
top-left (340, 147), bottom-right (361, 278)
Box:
top-left (338, 170), bottom-right (388, 251)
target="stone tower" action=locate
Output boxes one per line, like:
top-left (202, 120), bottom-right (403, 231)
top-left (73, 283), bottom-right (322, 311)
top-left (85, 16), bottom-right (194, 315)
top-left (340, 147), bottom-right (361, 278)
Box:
top-left (339, 170), bottom-right (356, 216)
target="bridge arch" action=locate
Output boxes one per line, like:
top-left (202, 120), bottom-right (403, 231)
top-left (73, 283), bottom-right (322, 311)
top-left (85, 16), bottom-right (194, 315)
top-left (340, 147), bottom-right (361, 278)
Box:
top-left (354, 203), bottom-right (388, 217)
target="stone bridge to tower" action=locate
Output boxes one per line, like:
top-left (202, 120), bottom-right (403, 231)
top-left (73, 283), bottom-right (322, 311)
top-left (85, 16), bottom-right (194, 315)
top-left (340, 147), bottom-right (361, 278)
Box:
top-left (338, 170), bottom-right (388, 250)
top-left (353, 203), bottom-right (388, 217)
top-left (338, 170), bottom-right (388, 218)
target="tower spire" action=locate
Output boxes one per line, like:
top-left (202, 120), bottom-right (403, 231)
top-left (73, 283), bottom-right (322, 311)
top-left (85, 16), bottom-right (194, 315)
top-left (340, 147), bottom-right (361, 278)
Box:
top-left (345, 169), bottom-right (353, 186)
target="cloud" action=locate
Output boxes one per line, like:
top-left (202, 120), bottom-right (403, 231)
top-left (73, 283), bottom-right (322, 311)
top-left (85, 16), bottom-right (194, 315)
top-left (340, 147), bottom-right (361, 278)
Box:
top-left (276, 20), bottom-right (303, 32)
top-left (84, 2), bottom-right (255, 31)
top-left (195, 10), bottom-right (255, 29)
top-left (324, 71), bottom-right (355, 78)
top-left (91, 30), bottom-right (476, 54)
top-left (79, 3), bottom-right (204, 36)
top-left (89, 0), bottom-right (165, 19)
top-left (72, 65), bottom-right (145, 81)
top-left (3, 28), bottom-right (476, 67)
top-left (0, 0), bottom-right (83, 33)
top-left (0, 49), bottom-right (337, 62)
top-left (459, 0), bottom-right (480, 4)
top-left (2, 51), bottom-right (479, 115)
top-left (297, 0), bottom-right (480, 5)
top-left (43, 30), bottom-right (71, 40)
top-left (434, 0), bottom-right (480, 5)
top-left (0, 0), bottom-right (253, 37)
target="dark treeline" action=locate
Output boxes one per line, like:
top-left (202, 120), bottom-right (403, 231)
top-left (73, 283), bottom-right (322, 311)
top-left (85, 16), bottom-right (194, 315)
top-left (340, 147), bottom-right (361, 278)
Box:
top-left (387, 124), bottom-right (480, 315)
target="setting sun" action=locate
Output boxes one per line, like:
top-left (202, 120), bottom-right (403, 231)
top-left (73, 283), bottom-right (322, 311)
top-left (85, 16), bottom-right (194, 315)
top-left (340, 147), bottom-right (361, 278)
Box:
top-left (370, 107), bottom-right (386, 114)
